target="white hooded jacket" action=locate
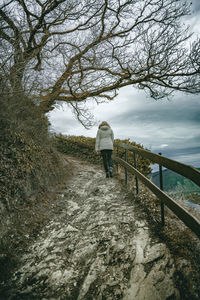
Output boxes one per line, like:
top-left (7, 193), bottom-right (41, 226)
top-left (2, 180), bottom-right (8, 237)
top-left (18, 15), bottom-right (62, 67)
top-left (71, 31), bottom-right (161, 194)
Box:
top-left (95, 125), bottom-right (114, 151)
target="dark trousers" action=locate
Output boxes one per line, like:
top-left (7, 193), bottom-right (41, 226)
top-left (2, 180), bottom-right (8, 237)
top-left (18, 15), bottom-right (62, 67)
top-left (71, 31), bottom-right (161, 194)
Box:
top-left (101, 150), bottom-right (113, 173)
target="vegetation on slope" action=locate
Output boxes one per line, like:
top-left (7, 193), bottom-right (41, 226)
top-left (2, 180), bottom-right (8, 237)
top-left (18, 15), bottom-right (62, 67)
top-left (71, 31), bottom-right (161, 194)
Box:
top-left (150, 168), bottom-right (200, 212)
top-left (0, 94), bottom-right (65, 210)
top-left (52, 134), bottom-right (152, 176)
top-left (0, 92), bottom-right (67, 282)
top-left (151, 168), bottom-right (200, 193)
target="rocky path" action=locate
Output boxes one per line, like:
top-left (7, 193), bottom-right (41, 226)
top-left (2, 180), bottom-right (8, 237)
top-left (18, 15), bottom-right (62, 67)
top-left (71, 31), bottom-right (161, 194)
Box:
top-left (4, 157), bottom-right (180, 299)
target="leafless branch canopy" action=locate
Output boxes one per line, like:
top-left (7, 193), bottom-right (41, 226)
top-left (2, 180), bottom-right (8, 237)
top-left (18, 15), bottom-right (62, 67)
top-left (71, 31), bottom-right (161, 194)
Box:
top-left (1, 0), bottom-right (200, 125)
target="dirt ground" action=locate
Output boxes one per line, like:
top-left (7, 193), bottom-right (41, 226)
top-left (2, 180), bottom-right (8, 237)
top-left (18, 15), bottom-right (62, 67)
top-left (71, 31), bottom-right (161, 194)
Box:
top-left (0, 156), bottom-right (199, 299)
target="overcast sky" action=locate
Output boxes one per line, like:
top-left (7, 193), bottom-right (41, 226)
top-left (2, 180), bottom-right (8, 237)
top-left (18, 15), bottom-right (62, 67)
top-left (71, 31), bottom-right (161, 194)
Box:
top-left (49, 0), bottom-right (200, 170)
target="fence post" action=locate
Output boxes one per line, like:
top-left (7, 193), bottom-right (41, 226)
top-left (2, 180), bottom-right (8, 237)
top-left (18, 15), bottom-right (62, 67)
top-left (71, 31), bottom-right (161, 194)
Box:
top-left (125, 149), bottom-right (128, 184)
top-left (134, 152), bottom-right (139, 194)
top-left (159, 152), bottom-right (165, 226)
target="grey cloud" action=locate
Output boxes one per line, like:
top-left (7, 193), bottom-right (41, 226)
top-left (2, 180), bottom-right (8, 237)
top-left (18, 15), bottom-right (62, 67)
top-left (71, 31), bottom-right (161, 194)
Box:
top-left (157, 147), bottom-right (200, 168)
top-left (110, 95), bottom-right (200, 126)
top-left (192, 0), bottom-right (200, 12)
top-left (105, 89), bottom-right (200, 168)
top-left (48, 109), bottom-right (80, 134)
top-left (161, 146), bottom-right (200, 157)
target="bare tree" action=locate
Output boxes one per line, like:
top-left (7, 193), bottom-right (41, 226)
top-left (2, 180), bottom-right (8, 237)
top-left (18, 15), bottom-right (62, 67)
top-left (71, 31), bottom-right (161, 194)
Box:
top-left (0, 0), bottom-right (200, 127)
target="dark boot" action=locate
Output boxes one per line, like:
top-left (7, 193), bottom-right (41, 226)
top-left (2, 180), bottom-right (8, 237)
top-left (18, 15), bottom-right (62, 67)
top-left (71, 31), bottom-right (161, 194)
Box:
top-left (109, 167), bottom-right (113, 178)
top-left (106, 172), bottom-right (110, 178)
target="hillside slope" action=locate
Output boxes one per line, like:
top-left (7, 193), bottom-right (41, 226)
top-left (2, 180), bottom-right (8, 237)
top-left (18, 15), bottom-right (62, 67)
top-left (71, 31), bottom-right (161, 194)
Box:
top-left (150, 168), bottom-right (200, 193)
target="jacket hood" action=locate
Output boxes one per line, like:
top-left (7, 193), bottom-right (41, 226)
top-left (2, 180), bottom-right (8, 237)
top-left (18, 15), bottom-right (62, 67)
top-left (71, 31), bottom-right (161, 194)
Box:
top-left (100, 125), bottom-right (110, 131)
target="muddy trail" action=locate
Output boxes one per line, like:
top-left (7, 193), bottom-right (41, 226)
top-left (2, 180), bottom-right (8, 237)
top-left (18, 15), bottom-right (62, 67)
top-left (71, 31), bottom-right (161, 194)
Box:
top-left (1, 157), bottom-right (182, 299)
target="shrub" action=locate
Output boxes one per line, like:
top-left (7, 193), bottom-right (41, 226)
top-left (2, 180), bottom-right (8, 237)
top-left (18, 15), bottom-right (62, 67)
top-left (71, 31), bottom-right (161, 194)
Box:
top-left (52, 134), bottom-right (152, 176)
top-left (0, 93), bottom-right (65, 212)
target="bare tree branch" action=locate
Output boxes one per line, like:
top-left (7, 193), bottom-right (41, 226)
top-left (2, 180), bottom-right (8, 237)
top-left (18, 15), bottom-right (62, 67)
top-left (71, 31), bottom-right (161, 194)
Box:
top-left (1, 0), bottom-right (199, 127)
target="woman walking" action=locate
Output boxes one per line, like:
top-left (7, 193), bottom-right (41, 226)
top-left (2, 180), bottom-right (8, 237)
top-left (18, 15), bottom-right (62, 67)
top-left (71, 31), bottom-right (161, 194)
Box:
top-left (95, 121), bottom-right (114, 178)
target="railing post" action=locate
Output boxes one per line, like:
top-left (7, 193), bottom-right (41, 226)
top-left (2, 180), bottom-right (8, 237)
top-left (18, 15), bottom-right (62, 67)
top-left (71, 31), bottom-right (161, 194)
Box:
top-left (159, 152), bottom-right (165, 226)
top-left (134, 152), bottom-right (139, 194)
top-left (125, 149), bottom-right (128, 184)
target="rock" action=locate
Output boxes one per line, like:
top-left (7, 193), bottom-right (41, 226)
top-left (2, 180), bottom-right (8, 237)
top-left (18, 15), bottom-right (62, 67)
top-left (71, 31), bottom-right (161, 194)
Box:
top-left (143, 243), bottom-right (166, 263)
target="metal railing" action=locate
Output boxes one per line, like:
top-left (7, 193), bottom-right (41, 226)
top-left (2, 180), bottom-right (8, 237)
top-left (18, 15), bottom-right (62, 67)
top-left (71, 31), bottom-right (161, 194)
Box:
top-left (115, 143), bottom-right (200, 238)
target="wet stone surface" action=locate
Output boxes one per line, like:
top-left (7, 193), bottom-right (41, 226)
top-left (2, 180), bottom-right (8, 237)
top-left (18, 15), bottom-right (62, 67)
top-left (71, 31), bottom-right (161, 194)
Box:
top-left (3, 158), bottom-right (180, 299)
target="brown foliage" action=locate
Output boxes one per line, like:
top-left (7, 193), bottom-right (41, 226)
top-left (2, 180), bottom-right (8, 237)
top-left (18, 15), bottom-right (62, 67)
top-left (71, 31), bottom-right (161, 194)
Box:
top-left (0, 93), bottom-right (67, 276)
top-left (0, 94), bottom-right (65, 211)
top-left (52, 134), bottom-right (152, 176)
